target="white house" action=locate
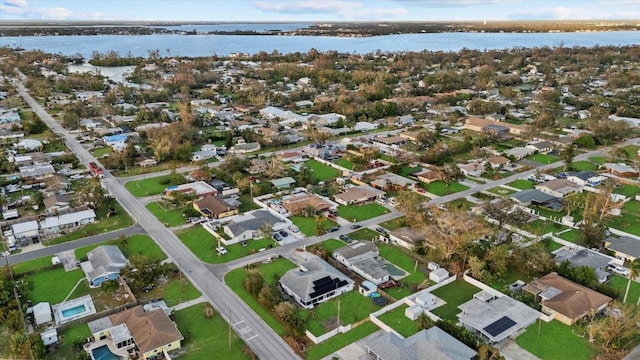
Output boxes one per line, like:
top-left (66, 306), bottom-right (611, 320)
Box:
top-left (332, 241), bottom-right (391, 285)
top-left (354, 122), bottom-right (379, 132)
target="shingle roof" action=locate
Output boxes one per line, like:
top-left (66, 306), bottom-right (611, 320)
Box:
top-left (108, 306), bottom-right (183, 354)
top-left (365, 327), bottom-right (476, 360)
top-left (85, 245), bottom-right (129, 282)
top-left (605, 236), bottom-right (640, 258)
top-left (194, 196), bottom-right (237, 217)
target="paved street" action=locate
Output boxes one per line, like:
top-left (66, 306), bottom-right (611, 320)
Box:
top-left (15, 80), bottom-right (301, 360)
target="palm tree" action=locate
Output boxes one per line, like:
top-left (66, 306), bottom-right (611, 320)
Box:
top-left (623, 260), bottom-right (640, 304)
top-left (313, 215), bottom-right (329, 236)
top-left (560, 143), bottom-right (576, 171)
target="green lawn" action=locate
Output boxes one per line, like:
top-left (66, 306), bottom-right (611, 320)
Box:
top-left (334, 158), bottom-right (354, 170)
top-left (318, 239), bottom-right (348, 253)
top-left (75, 235), bottom-right (167, 261)
top-left (378, 243), bottom-right (430, 299)
top-left (422, 181), bottom-right (469, 196)
top-left (48, 323), bottom-right (92, 360)
top-left (613, 185), bottom-right (640, 198)
top-left (399, 165), bottom-right (422, 178)
top-left (527, 153), bottom-right (561, 164)
top-left (306, 321), bottom-right (379, 360)
top-left (516, 320), bottom-right (595, 360)
top-left (337, 203), bottom-right (389, 222)
top-left (487, 186), bottom-right (518, 196)
top-left (622, 144), bottom-right (640, 157)
top-left (291, 216), bottom-right (337, 236)
top-left (377, 305), bottom-right (419, 337)
top-left (173, 304), bottom-right (249, 360)
top-left (349, 228), bottom-right (381, 241)
top-left (303, 291), bottom-right (382, 336)
top-left (589, 156), bottom-right (608, 164)
top-left (47, 203), bottom-right (134, 245)
top-left (124, 174), bottom-right (185, 197)
top-left (569, 161), bottom-right (598, 171)
top-left (558, 230), bottom-right (580, 244)
top-left (379, 217), bottom-right (406, 231)
top-left (146, 201), bottom-right (187, 227)
top-left (28, 267), bottom-right (88, 304)
top-left (304, 159), bottom-right (341, 181)
top-left (176, 227), bottom-right (277, 263)
top-left (607, 275), bottom-right (640, 303)
top-left (526, 219), bottom-right (570, 236)
top-left (430, 280), bottom-right (481, 321)
top-left (92, 147), bottom-right (112, 158)
top-left (608, 200), bottom-right (640, 236)
top-left (225, 258), bottom-right (296, 336)
top-left (13, 256), bottom-right (54, 275)
top-left (543, 238), bottom-right (564, 252)
top-left (507, 179), bottom-right (535, 190)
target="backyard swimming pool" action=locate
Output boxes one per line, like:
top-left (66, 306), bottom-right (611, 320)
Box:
top-left (91, 345), bottom-right (121, 360)
top-left (61, 304), bottom-right (86, 318)
top-left (385, 263), bottom-right (406, 277)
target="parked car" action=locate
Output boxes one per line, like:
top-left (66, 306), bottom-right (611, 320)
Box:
top-left (607, 264), bottom-right (629, 277)
top-left (327, 227), bottom-right (340, 233)
top-left (142, 284), bottom-right (155, 292)
top-left (339, 234), bottom-right (352, 243)
top-left (273, 233), bottom-right (283, 241)
top-left (376, 227), bottom-right (387, 234)
top-left (351, 224), bottom-right (362, 229)
top-left (289, 225), bottom-right (300, 233)
top-left (216, 246), bottom-right (227, 255)
top-left (278, 230), bottom-right (288, 237)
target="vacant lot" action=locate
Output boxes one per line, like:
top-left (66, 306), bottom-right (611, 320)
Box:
top-left (291, 216), bottom-right (337, 236)
top-left (305, 159), bottom-right (341, 181)
top-left (527, 153), bottom-right (560, 164)
top-left (337, 203), bottom-right (389, 222)
top-left (422, 181), bottom-right (469, 196)
top-left (507, 179), bottom-right (535, 190)
top-left (146, 201), bottom-right (187, 227)
top-left (516, 320), bottom-right (595, 360)
top-left (570, 160), bottom-right (598, 171)
top-left (125, 174), bottom-right (185, 197)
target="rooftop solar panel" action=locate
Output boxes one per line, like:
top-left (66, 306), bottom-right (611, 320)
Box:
top-left (483, 316), bottom-right (516, 338)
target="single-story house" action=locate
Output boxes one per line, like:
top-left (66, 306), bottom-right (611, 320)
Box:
top-left (332, 241), bottom-right (391, 285)
top-left (277, 151), bottom-right (306, 163)
top-left (604, 236), bottom-right (640, 262)
top-left (509, 189), bottom-right (557, 206)
top-left (486, 156), bottom-right (511, 169)
top-left (603, 163), bottom-right (639, 178)
top-left (12, 220), bottom-right (40, 241)
top-left (388, 227), bottom-right (426, 249)
top-left (88, 306), bottom-right (183, 360)
top-left (281, 193), bottom-right (331, 215)
top-left (526, 141), bottom-right (554, 154)
top-left (457, 291), bottom-right (540, 343)
top-left (40, 209), bottom-right (96, 234)
top-left (354, 122), bottom-right (379, 132)
top-left (193, 196), bottom-right (238, 219)
top-left (135, 155), bottom-right (158, 168)
top-left (17, 139), bottom-right (43, 151)
top-left (373, 135), bottom-right (406, 146)
top-left (464, 117), bottom-right (528, 135)
top-left (81, 245), bottom-right (129, 287)
top-left (411, 168), bottom-right (440, 184)
top-left (364, 327), bottom-right (476, 360)
top-left (334, 185), bottom-right (385, 206)
top-left (503, 147), bottom-right (535, 160)
top-left (191, 149), bottom-right (217, 162)
top-left (457, 162), bottom-right (484, 177)
top-left (164, 181), bottom-right (218, 200)
top-left (523, 273), bottom-right (612, 325)
top-left (270, 177), bottom-right (296, 189)
top-left (280, 255), bottom-right (354, 309)
top-left (43, 193), bottom-right (71, 215)
top-left (222, 209), bottom-right (288, 243)
top-left (554, 248), bottom-right (612, 284)
top-left (19, 163), bottom-right (56, 180)
top-left (370, 173), bottom-right (417, 191)
top-left (534, 179), bottom-right (581, 198)
top-left (566, 171), bottom-right (597, 187)
top-left (230, 142), bottom-right (261, 154)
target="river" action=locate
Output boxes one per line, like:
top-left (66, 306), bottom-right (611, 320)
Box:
top-left (1, 30), bottom-right (639, 58)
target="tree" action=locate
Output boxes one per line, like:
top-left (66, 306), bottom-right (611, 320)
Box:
top-left (257, 285), bottom-right (281, 311)
top-left (579, 183), bottom-right (622, 248)
top-left (485, 245), bottom-right (510, 279)
top-left (202, 303), bottom-right (214, 319)
top-left (439, 163), bottom-right (463, 188)
top-left (395, 190), bottom-right (426, 225)
top-left (622, 260), bottom-right (640, 304)
top-left (575, 134), bottom-right (596, 149)
top-left (559, 143), bottom-right (576, 171)
top-left (243, 270), bottom-right (265, 296)
top-left (608, 146), bottom-right (629, 162)
top-left (477, 344), bottom-right (505, 360)
top-left (122, 255), bottom-right (165, 288)
top-left (263, 157), bottom-right (288, 179)
top-left (587, 302), bottom-right (640, 350)
top-left (416, 313), bottom-right (434, 331)
top-left (258, 222), bottom-right (274, 240)
top-left (314, 215), bottom-right (329, 236)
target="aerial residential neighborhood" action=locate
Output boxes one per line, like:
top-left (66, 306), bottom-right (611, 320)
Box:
top-left (1, 27), bottom-right (640, 360)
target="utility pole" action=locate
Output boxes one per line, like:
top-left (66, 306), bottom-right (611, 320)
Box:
top-left (337, 299), bottom-right (341, 329)
top-left (177, 257), bottom-right (183, 299)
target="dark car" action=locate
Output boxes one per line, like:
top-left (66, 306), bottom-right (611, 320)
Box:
top-left (142, 284), bottom-right (155, 292)
top-left (339, 234), bottom-right (352, 243)
top-left (376, 227), bottom-right (387, 234)
top-left (351, 224), bottom-right (362, 229)
top-left (278, 230), bottom-right (288, 237)
top-left (273, 233), bottom-right (283, 241)
top-left (328, 227), bottom-right (340, 233)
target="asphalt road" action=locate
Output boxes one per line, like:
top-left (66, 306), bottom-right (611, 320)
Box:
top-left (15, 80), bottom-right (301, 360)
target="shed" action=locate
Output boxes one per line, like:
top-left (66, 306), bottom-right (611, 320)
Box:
top-left (429, 268), bottom-right (450, 283)
top-left (33, 302), bottom-right (52, 325)
top-left (405, 304), bottom-right (423, 320)
top-left (415, 292), bottom-right (437, 309)
top-left (359, 280), bottom-right (378, 297)
top-left (40, 328), bottom-right (58, 346)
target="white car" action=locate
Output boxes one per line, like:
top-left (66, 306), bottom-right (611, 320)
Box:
top-left (607, 264), bottom-right (629, 277)
top-left (216, 246), bottom-right (227, 255)
top-left (69, 174), bottom-right (84, 180)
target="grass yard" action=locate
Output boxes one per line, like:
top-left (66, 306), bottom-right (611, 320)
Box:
top-left (607, 275), bottom-right (640, 303)
top-left (47, 203), bottom-right (134, 245)
top-left (303, 291), bottom-right (382, 336)
top-left (306, 321), bottom-right (379, 360)
top-left (146, 201), bottom-right (187, 227)
top-left (75, 235), bottom-right (167, 261)
top-left (337, 203), bottom-right (389, 222)
top-left (622, 144), bottom-right (640, 157)
top-left (176, 227), bottom-right (277, 263)
top-left (92, 147), bottom-right (112, 158)
top-left (304, 159), bottom-right (341, 182)
top-left (377, 305), bottom-right (420, 337)
top-left (570, 161), bottom-right (598, 171)
top-left (516, 320), bottom-right (595, 360)
top-left (526, 219), bottom-right (570, 236)
top-left (422, 181), bottom-right (469, 196)
top-left (13, 256), bottom-right (54, 275)
top-left (334, 157), bottom-right (354, 170)
top-left (487, 186), bottom-right (518, 196)
top-left (430, 280), bottom-right (481, 321)
top-left (139, 275), bottom-right (201, 307)
top-left (608, 200), bottom-right (640, 236)
top-left (47, 323), bottom-right (92, 360)
top-left (317, 239), bottom-right (348, 253)
top-left (378, 243), bottom-right (430, 299)
top-left (507, 179), bottom-right (535, 190)
top-left (291, 216), bottom-right (337, 236)
top-left (349, 228), bottom-right (381, 242)
top-left (613, 185), bottom-right (640, 198)
top-left (124, 174), bottom-right (185, 197)
top-left (543, 238), bottom-right (564, 253)
top-left (558, 230), bottom-right (580, 244)
top-left (379, 217), bottom-right (406, 231)
top-left (28, 268), bottom-right (88, 304)
top-left (527, 153), bottom-right (561, 164)
top-left (225, 258), bottom-right (296, 335)
top-left (173, 304), bottom-right (249, 360)
top-left (589, 156), bottom-right (608, 164)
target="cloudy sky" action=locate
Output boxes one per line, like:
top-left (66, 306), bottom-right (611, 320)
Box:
top-left (1, 0), bottom-right (639, 21)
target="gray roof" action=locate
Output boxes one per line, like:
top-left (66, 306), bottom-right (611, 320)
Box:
top-left (365, 327), bottom-right (476, 360)
top-left (280, 257), bottom-right (353, 304)
top-left (270, 177), bottom-right (296, 188)
top-left (555, 248), bottom-right (611, 271)
top-left (605, 236), bottom-right (640, 258)
top-left (19, 163), bottom-right (55, 178)
top-left (88, 316), bottom-right (113, 334)
top-left (225, 210), bottom-right (283, 237)
top-left (333, 241), bottom-right (379, 260)
top-left (510, 189), bottom-right (557, 205)
top-left (567, 171), bottom-right (597, 181)
top-left (457, 295), bottom-right (540, 343)
top-left (84, 245), bottom-right (129, 282)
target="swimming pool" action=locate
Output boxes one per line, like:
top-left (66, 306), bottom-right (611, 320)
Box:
top-left (92, 345), bottom-right (121, 360)
top-left (384, 263), bottom-right (406, 277)
top-left (61, 304), bottom-right (86, 318)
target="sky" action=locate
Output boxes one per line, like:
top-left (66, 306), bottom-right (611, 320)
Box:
top-left (1, 0), bottom-right (639, 22)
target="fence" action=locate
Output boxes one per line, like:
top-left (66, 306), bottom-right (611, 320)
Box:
top-left (305, 324), bottom-right (352, 344)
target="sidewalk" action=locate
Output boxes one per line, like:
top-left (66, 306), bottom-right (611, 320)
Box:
top-left (169, 295), bottom-right (207, 312)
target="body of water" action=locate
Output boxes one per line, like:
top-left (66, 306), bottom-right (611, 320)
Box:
top-left (1, 30), bottom-right (638, 59)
